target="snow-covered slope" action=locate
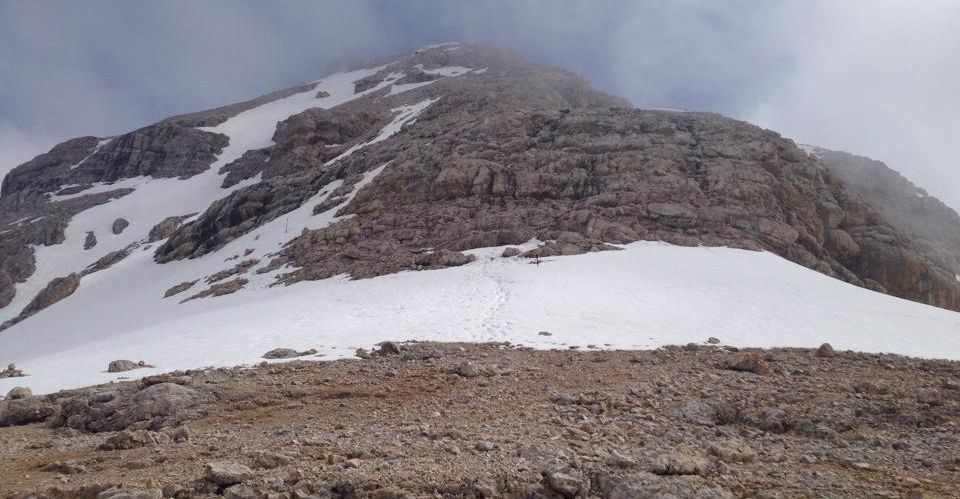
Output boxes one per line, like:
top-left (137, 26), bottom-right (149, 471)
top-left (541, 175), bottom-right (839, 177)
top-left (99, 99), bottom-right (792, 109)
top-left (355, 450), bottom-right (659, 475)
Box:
top-left (0, 57), bottom-right (475, 327)
top-left (3, 241), bottom-right (960, 395)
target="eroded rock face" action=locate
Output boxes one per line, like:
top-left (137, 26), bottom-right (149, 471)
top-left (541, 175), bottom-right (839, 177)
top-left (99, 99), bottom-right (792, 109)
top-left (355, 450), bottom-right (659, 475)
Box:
top-left (146, 46), bottom-right (960, 312)
top-left (148, 214), bottom-right (195, 242)
top-left (10, 273), bottom-right (81, 327)
top-left (2, 125), bottom-right (228, 198)
top-left (817, 148), bottom-right (960, 275)
top-left (219, 105), bottom-right (388, 188)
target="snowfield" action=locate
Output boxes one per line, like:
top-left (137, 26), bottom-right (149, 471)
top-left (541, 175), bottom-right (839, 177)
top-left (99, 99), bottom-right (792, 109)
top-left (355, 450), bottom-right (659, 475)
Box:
top-left (2, 242), bottom-right (960, 395)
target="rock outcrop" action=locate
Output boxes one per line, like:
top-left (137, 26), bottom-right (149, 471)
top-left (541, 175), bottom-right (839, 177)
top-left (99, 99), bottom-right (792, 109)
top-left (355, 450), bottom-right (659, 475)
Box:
top-left (1, 273), bottom-right (81, 330)
top-left (56, 382), bottom-right (213, 433)
top-left (1, 125), bottom-right (228, 198)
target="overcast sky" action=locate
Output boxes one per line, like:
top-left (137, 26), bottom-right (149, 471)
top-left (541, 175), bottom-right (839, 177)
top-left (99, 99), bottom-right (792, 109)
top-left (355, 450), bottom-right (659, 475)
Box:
top-left (1, 0), bottom-right (958, 209)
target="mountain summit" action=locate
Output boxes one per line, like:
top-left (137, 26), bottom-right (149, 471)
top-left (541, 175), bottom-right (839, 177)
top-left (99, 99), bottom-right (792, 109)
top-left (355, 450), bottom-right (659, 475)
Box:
top-left (1, 44), bottom-right (959, 393)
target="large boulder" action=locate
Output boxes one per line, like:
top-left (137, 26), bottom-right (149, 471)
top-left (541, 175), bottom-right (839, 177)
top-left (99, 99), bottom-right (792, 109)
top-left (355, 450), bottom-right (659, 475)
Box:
top-left (6, 386), bottom-right (32, 399)
top-left (111, 218), bottom-right (130, 234)
top-left (57, 382), bottom-right (213, 433)
top-left (0, 397), bottom-right (55, 427)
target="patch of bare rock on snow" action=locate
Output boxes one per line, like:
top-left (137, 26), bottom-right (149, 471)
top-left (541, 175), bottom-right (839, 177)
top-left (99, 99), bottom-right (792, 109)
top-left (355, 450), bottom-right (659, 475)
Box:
top-left (0, 342), bottom-right (957, 498)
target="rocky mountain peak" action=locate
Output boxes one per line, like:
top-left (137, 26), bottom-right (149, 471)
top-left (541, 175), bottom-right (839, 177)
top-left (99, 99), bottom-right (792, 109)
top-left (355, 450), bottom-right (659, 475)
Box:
top-left (1, 43), bottom-right (959, 337)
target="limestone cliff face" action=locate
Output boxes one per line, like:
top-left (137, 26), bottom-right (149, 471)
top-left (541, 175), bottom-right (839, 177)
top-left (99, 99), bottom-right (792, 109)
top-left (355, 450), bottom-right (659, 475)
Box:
top-left (2, 44), bottom-right (959, 318)
top-left (814, 148), bottom-right (960, 276)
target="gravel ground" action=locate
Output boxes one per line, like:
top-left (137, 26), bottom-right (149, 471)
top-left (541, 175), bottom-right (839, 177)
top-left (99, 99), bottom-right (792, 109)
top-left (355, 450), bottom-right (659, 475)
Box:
top-left (0, 341), bottom-right (958, 498)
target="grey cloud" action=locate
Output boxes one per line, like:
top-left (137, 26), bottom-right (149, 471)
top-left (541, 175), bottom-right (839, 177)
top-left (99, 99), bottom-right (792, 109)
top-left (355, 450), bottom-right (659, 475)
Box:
top-left (748, 1), bottom-right (960, 210)
top-left (1, 1), bottom-right (957, 210)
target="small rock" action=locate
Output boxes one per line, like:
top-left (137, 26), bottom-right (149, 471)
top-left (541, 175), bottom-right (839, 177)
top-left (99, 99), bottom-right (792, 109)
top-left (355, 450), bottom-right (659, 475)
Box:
top-left (816, 343), bottom-right (835, 358)
top-left (96, 488), bottom-right (162, 499)
top-left (111, 218), bottom-right (130, 235)
top-left (543, 469), bottom-right (589, 499)
top-left (108, 360), bottom-right (143, 373)
top-left (355, 348), bottom-right (371, 359)
top-left (141, 374), bottom-right (192, 387)
top-left (538, 331), bottom-right (552, 336)
top-left (83, 231), bottom-right (97, 250)
top-left (205, 462), bottom-right (254, 486)
top-left (251, 450), bottom-right (292, 469)
top-left (0, 363), bottom-right (25, 378)
top-left (164, 426), bottom-right (193, 443)
top-left (343, 458), bottom-right (362, 468)
top-left (605, 449), bottom-right (636, 468)
top-left (99, 430), bottom-right (163, 451)
top-left (651, 453), bottom-right (710, 476)
top-left (223, 484), bottom-right (259, 499)
top-left (41, 460), bottom-right (86, 475)
top-left (519, 443), bottom-right (562, 461)
top-left (501, 247), bottom-right (521, 257)
top-left (724, 353), bottom-right (770, 375)
top-left (917, 388), bottom-right (942, 406)
top-left (263, 348), bottom-right (317, 359)
top-left (6, 386), bottom-right (32, 400)
top-left (797, 423), bottom-right (836, 440)
top-left (475, 441), bottom-right (496, 452)
top-left (676, 398), bottom-right (741, 426)
top-left (899, 476), bottom-right (922, 489)
top-left (455, 361), bottom-right (481, 378)
top-left (262, 348), bottom-right (300, 359)
top-left (854, 380), bottom-right (890, 395)
top-left (708, 442), bottom-right (756, 463)
top-left (377, 341), bottom-right (402, 355)
top-left (707, 337), bottom-right (720, 344)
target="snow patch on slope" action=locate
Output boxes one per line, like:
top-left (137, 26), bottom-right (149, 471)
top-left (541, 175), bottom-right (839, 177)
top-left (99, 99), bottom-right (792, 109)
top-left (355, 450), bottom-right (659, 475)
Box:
top-left (3, 242), bottom-right (960, 394)
top-left (414, 64), bottom-right (473, 77)
top-left (69, 138), bottom-right (113, 170)
top-left (198, 65), bottom-right (393, 170)
top-left (416, 42), bottom-right (461, 52)
top-left (48, 178), bottom-right (139, 201)
top-left (325, 98), bottom-right (438, 165)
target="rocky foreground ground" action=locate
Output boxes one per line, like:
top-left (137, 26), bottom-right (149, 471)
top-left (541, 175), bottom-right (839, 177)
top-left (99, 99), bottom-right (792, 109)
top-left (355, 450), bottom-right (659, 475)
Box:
top-left (1, 342), bottom-right (958, 498)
